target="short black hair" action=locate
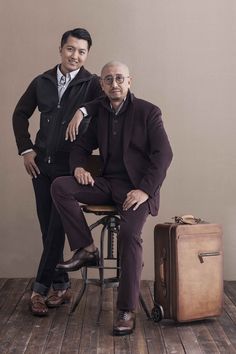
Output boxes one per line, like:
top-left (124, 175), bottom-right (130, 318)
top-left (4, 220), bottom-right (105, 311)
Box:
top-left (60, 28), bottom-right (92, 50)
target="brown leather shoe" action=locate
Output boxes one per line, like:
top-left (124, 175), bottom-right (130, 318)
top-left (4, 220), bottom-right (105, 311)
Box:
top-left (56, 248), bottom-right (99, 272)
top-left (113, 310), bottom-right (136, 336)
top-left (46, 288), bottom-right (72, 308)
top-left (29, 294), bottom-right (48, 316)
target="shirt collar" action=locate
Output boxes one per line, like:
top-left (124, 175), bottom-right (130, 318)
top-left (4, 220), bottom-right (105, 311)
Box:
top-left (110, 97), bottom-right (127, 115)
top-left (57, 65), bottom-right (80, 83)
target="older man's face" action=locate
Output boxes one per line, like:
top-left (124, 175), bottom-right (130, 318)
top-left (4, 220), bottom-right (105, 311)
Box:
top-left (100, 64), bottom-right (131, 104)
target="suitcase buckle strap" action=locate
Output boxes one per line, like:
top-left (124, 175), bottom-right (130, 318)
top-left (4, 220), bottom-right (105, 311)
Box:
top-left (173, 215), bottom-right (202, 225)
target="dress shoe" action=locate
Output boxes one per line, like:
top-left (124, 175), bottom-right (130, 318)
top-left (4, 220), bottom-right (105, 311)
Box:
top-left (113, 310), bottom-right (136, 336)
top-left (46, 288), bottom-right (72, 308)
top-left (29, 294), bottom-right (48, 316)
top-left (56, 248), bottom-right (99, 272)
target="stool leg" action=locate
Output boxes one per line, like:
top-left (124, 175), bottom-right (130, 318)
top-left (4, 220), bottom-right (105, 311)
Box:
top-left (96, 283), bottom-right (104, 324)
top-left (96, 225), bottom-right (107, 323)
top-left (139, 292), bottom-right (151, 319)
top-left (70, 268), bottom-right (88, 314)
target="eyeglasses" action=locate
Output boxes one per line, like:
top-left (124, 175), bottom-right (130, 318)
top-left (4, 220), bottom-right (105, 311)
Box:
top-left (101, 75), bottom-right (130, 85)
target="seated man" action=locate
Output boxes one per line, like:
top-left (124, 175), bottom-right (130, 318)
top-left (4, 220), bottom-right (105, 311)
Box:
top-left (51, 61), bottom-right (173, 336)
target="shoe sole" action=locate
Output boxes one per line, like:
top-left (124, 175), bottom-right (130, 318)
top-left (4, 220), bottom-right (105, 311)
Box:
top-left (29, 305), bottom-right (48, 317)
top-left (57, 260), bottom-right (99, 272)
top-left (31, 311), bottom-right (48, 317)
top-left (46, 298), bottom-right (71, 308)
top-left (113, 319), bottom-right (136, 336)
top-left (113, 328), bottom-right (134, 336)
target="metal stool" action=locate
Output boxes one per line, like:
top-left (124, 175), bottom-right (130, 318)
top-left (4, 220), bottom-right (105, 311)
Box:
top-left (70, 204), bottom-right (151, 323)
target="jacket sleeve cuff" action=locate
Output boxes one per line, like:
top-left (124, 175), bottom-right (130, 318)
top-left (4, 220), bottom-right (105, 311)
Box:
top-left (21, 149), bottom-right (34, 156)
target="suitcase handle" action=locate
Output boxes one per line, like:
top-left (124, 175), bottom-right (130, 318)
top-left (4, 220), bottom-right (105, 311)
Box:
top-left (160, 259), bottom-right (165, 286)
top-left (173, 215), bottom-right (202, 225)
top-left (198, 251), bottom-right (221, 263)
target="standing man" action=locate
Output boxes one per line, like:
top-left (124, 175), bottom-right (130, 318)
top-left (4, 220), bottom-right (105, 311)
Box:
top-left (12, 28), bottom-right (103, 316)
top-left (51, 61), bottom-right (173, 335)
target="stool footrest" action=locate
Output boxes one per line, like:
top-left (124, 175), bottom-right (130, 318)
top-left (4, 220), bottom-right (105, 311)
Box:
top-left (83, 277), bottom-right (119, 288)
top-left (84, 265), bottom-right (120, 270)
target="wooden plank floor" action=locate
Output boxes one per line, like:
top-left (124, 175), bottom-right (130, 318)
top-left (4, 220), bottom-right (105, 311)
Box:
top-left (0, 279), bottom-right (235, 354)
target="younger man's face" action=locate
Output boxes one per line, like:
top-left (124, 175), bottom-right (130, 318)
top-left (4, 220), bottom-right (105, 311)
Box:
top-left (59, 35), bottom-right (89, 74)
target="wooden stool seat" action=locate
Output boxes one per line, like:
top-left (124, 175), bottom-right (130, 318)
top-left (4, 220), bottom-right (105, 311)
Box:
top-left (82, 204), bottom-right (118, 215)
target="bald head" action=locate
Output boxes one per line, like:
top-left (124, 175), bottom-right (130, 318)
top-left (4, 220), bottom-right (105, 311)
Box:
top-left (101, 61), bottom-right (130, 77)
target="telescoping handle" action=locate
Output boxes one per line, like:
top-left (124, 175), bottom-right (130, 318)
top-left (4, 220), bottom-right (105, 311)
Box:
top-left (198, 251), bottom-right (221, 263)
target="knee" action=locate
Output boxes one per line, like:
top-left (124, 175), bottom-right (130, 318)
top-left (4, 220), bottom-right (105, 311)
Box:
top-left (51, 177), bottom-right (68, 200)
top-left (118, 225), bottom-right (142, 247)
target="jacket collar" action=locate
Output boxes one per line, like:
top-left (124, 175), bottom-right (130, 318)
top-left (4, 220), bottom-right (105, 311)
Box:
top-left (57, 65), bottom-right (80, 83)
top-left (100, 90), bottom-right (134, 113)
top-left (41, 65), bottom-right (94, 85)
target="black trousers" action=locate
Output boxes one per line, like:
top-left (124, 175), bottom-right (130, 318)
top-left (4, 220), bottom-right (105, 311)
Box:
top-left (32, 157), bottom-right (70, 295)
top-left (51, 176), bottom-right (150, 311)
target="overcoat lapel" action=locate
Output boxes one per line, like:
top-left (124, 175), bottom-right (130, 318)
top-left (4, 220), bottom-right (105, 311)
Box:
top-left (97, 108), bottom-right (109, 163)
top-left (123, 102), bottom-right (135, 153)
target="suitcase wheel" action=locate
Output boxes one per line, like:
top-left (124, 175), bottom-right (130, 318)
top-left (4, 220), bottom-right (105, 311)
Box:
top-left (151, 304), bottom-right (164, 322)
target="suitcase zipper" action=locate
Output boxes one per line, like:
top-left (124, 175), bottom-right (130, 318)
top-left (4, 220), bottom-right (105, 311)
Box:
top-left (198, 251), bottom-right (221, 263)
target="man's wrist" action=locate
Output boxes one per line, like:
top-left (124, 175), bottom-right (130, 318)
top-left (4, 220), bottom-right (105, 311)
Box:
top-left (79, 107), bottom-right (88, 118)
top-left (21, 149), bottom-right (33, 156)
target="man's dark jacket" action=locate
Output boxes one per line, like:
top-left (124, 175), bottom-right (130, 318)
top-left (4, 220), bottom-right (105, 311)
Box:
top-left (12, 65), bottom-right (102, 162)
top-left (70, 93), bottom-right (173, 216)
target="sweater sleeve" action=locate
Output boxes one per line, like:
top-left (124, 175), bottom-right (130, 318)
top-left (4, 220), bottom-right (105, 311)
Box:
top-left (12, 78), bottom-right (38, 155)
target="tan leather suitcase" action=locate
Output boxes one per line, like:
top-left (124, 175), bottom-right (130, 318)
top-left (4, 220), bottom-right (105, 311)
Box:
top-left (152, 222), bottom-right (223, 322)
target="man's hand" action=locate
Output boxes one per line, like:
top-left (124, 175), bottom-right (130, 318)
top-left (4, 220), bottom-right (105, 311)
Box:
top-left (123, 189), bottom-right (149, 211)
top-left (65, 109), bottom-right (84, 142)
top-left (74, 167), bottom-right (94, 186)
top-left (23, 150), bottom-right (40, 178)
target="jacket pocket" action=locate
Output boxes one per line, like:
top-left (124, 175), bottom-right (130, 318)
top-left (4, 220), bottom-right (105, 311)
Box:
top-left (35, 114), bottom-right (52, 149)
